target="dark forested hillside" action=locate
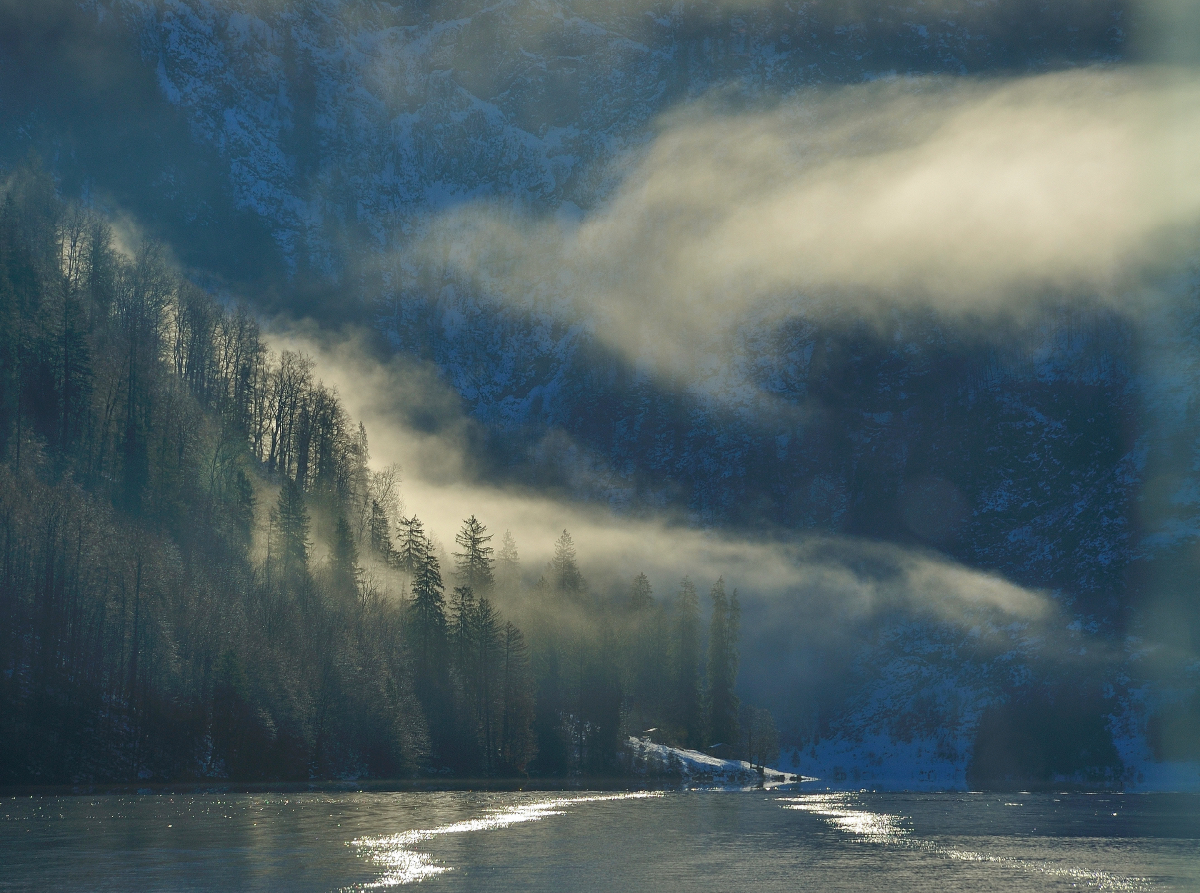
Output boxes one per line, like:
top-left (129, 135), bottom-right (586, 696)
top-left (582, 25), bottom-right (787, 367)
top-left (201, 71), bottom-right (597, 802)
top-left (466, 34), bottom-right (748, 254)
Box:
top-left (0, 161), bottom-right (430, 782)
top-left (0, 163), bottom-right (765, 783)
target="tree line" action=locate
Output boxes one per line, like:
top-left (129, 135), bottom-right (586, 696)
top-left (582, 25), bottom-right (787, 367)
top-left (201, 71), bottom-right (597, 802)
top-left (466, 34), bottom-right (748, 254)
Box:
top-left (0, 161), bottom-right (773, 783)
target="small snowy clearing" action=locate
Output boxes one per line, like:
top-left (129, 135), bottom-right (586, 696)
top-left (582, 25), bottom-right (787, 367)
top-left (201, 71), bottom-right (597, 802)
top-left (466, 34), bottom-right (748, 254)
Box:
top-left (625, 737), bottom-right (814, 790)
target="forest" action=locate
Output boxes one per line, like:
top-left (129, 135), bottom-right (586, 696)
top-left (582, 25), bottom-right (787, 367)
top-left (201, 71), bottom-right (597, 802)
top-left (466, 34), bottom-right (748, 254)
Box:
top-left (0, 161), bottom-right (776, 784)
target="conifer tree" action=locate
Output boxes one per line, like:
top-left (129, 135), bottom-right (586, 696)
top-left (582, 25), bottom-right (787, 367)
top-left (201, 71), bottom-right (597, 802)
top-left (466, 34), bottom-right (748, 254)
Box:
top-left (674, 577), bottom-right (703, 747)
top-left (367, 499), bottom-right (394, 563)
top-left (394, 514), bottom-right (429, 576)
top-left (528, 573), bottom-right (569, 775)
top-left (409, 536), bottom-right (446, 674)
top-left (587, 622), bottom-right (624, 773)
top-left (741, 705), bottom-right (780, 769)
top-left (499, 621), bottom-right (536, 774)
top-left (706, 578), bottom-right (740, 748)
top-left (274, 477), bottom-right (310, 583)
top-left (630, 572), bottom-right (653, 610)
top-left (330, 514), bottom-right (359, 596)
top-left (626, 572), bottom-right (662, 729)
top-left (472, 595), bottom-right (501, 770)
top-left (397, 517), bottom-right (454, 768)
top-left (550, 529), bottom-right (583, 597)
top-left (450, 584), bottom-right (476, 672)
top-left (496, 529), bottom-right (520, 599)
top-left (454, 515), bottom-right (494, 593)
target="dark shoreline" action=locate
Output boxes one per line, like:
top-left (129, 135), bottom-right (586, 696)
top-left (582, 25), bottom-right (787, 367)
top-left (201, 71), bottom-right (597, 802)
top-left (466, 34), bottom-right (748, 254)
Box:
top-left (0, 776), bottom-right (707, 798)
top-left (4, 781), bottom-right (1175, 798)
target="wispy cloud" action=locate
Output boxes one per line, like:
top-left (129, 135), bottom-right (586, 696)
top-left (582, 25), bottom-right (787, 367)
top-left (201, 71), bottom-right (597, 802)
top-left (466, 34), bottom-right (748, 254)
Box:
top-left (272, 324), bottom-right (1054, 631)
top-left (409, 68), bottom-right (1200, 377)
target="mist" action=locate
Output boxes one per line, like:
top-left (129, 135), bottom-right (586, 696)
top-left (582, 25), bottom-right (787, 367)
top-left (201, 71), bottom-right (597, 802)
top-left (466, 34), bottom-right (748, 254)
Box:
top-left (403, 67), bottom-right (1200, 382)
top-left (263, 319), bottom-right (1127, 757)
top-left (273, 325), bottom-right (1058, 620)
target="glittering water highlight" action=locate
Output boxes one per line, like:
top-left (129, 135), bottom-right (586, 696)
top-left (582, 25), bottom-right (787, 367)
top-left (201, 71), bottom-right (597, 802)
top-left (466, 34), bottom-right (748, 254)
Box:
top-left (783, 793), bottom-right (1153, 892)
top-left (346, 792), bottom-right (664, 888)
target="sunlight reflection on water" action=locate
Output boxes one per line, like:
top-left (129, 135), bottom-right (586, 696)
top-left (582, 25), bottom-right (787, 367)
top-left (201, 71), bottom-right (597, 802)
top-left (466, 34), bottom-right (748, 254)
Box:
top-left (783, 794), bottom-right (1152, 892)
top-left (346, 792), bottom-right (663, 888)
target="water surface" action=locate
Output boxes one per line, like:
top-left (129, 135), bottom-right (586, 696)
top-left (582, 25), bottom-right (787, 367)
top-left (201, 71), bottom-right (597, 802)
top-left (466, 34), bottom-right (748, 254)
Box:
top-left (3, 790), bottom-right (1198, 891)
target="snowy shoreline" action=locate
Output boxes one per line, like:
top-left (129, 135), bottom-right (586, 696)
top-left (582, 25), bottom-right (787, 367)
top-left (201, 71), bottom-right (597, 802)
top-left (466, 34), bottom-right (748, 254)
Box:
top-left (625, 737), bottom-right (814, 790)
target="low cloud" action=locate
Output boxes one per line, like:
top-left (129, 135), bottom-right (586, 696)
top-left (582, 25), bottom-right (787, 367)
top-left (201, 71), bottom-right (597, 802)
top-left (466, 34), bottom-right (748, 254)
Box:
top-left (411, 67), bottom-right (1200, 375)
top-left (272, 324), bottom-right (1054, 631)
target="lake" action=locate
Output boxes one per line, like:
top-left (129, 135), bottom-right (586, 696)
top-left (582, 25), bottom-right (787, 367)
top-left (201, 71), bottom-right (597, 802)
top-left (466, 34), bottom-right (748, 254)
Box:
top-left (3, 789), bottom-right (1199, 891)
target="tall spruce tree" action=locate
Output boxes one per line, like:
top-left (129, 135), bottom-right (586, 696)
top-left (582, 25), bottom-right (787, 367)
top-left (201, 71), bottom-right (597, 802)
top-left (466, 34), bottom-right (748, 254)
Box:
top-left (450, 584), bottom-right (476, 673)
top-left (394, 514), bottom-right (429, 576)
top-left (674, 577), bottom-right (703, 747)
top-left (626, 572), bottom-right (662, 730)
top-left (330, 513), bottom-right (360, 596)
top-left (403, 519), bottom-right (444, 681)
top-left (706, 578), bottom-right (740, 748)
top-left (529, 573), bottom-right (569, 775)
top-left (274, 477), bottom-right (310, 584)
top-left (454, 515), bottom-right (494, 593)
top-left (630, 572), bottom-right (653, 611)
top-left (472, 595), bottom-right (501, 771)
top-left (367, 499), bottom-right (394, 563)
top-left (550, 529), bottom-right (583, 597)
top-left (499, 621), bottom-right (536, 774)
top-left (496, 529), bottom-right (520, 599)
top-left (581, 622), bottom-right (623, 773)
top-left (741, 705), bottom-right (780, 769)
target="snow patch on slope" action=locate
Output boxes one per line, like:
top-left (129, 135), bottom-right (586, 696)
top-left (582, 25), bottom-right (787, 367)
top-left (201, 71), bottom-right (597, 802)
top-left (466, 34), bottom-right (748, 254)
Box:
top-left (624, 737), bottom-right (800, 790)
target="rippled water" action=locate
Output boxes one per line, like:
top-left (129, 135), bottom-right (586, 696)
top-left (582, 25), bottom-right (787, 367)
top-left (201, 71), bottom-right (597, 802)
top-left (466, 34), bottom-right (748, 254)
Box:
top-left (2, 790), bottom-right (1198, 892)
